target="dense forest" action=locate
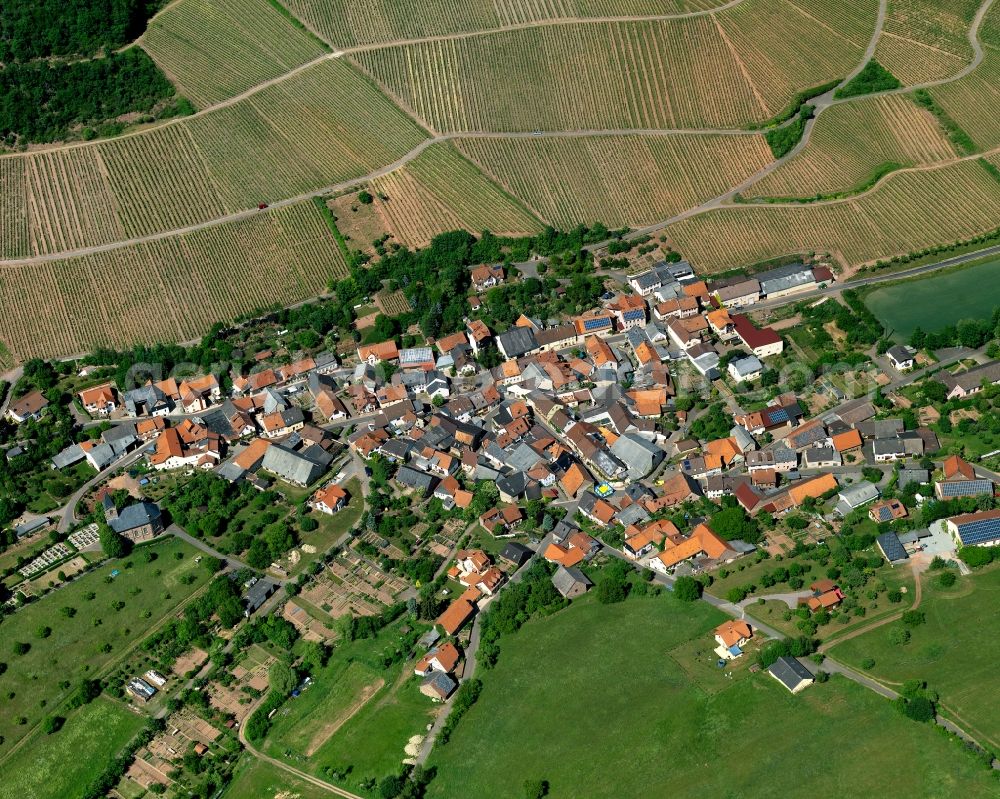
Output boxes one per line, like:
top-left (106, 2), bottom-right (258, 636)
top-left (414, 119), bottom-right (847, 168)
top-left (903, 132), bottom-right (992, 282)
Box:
top-left (0, 0), bottom-right (182, 146)
top-left (0, 0), bottom-right (162, 61)
top-left (0, 49), bottom-right (183, 144)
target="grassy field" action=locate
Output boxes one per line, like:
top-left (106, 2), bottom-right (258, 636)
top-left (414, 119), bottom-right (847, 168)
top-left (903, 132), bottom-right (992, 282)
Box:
top-left (665, 157), bottom-right (1000, 272)
top-left (0, 58), bottom-right (427, 261)
top-left (371, 143), bottom-right (543, 245)
top-left (745, 94), bottom-right (958, 199)
top-left (263, 621), bottom-right (436, 794)
top-left (427, 594), bottom-right (998, 798)
top-left (285, 0), bottom-right (744, 48)
top-left (0, 200), bottom-right (344, 360)
top-left (223, 754), bottom-right (333, 799)
top-left (873, 0), bottom-right (981, 85)
top-left (864, 257), bottom-right (1000, 338)
top-left (351, 0), bottom-right (872, 131)
top-left (141, 0), bottom-right (328, 107)
top-left (830, 565), bottom-right (1000, 751)
top-left (0, 698), bottom-right (145, 799)
top-left (0, 536), bottom-right (209, 752)
top-left (457, 133), bottom-right (773, 227)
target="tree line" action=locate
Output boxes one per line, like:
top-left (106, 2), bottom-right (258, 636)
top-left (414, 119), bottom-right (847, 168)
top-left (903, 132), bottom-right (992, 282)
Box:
top-left (0, 48), bottom-right (183, 146)
top-left (1, 0), bottom-right (162, 62)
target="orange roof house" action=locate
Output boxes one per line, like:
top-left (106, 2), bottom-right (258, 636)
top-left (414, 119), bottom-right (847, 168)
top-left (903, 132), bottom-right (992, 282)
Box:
top-left (715, 620), bottom-right (753, 648)
top-left (624, 519), bottom-right (677, 558)
top-left (788, 473), bottom-right (838, 506)
top-left (831, 429), bottom-right (863, 453)
top-left (79, 383), bottom-right (117, 413)
top-left (806, 589), bottom-right (844, 612)
top-left (628, 388), bottom-right (668, 418)
top-left (312, 483), bottom-right (348, 513)
top-left (543, 542), bottom-right (586, 568)
top-left (634, 341), bottom-right (660, 367)
top-left (869, 499), bottom-right (908, 523)
top-left (943, 454), bottom-right (976, 480)
top-left (705, 437), bottom-right (743, 468)
top-left (583, 498), bottom-right (617, 526)
top-left (358, 340), bottom-right (399, 364)
top-left (414, 642), bottom-right (462, 676)
top-left (705, 308), bottom-right (733, 334)
top-left (232, 438), bottom-right (272, 472)
top-left (436, 331), bottom-right (468, 353)
top-left (586, 335), bottom-right (616, 367)
top-left (436, 599), bottom-right (475, 635)
top-left (652, 523), bottom-right (730, 571)
top-left (560, 462), bottom-right (592, 498)
top-left (683, 280), bottom-right (709, 300)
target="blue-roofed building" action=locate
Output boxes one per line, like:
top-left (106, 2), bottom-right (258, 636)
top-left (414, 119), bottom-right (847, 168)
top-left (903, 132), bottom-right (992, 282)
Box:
top-left (936, 479), bottom-right (994, 499)
top-left (946, 508), bottom-right (1000, 547)
top-left (876, 531), bottom-right (909, 565)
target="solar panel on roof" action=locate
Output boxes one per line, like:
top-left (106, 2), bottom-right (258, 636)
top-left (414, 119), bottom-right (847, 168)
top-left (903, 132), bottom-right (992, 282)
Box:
top-left (955, 517), bottom-right (1000, 546)
top-left (877, 532), bottom-right (908, 562)
top-left (584, 317), bottom-right (610, 331)
top-left (768, 408), bottom-right (789, 423)
top-left (877, 507), bottom-right (892, 522)
top-left (623, 309), bottom-right (645, 320)
top-left (938, 480), bottom-right (993, 497)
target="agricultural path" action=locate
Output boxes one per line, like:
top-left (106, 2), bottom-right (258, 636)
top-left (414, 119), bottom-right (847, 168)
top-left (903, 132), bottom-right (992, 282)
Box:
top-left (237, 707), bottom-right (367, 799)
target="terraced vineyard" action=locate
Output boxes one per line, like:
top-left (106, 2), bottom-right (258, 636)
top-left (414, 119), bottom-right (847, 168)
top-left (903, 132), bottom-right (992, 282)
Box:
top-left (458, 133), bottom-right (773, 227)
top-left (4, 0), bottom-right (1000, 363)
top-left (927, 47), bottom-right (1000, 152)
top-left (0, 202), bottom-right (345, 359)
top-left (142, 0), bottom-right (329, 106)
top-left (745, 94), bottom-right (958, 199)
top-left (873, 0), bottom-right (980, 85)
top-left (284, 0), bottom-right (735, 48)
top-left (370, 144), bottom-right (543, 245)
top-left (351, 0), bottom-right (874, 131)
top-left (665, 158), bottom-right (1000, 270)
top-left (0, 59), bottom-right (427, 260)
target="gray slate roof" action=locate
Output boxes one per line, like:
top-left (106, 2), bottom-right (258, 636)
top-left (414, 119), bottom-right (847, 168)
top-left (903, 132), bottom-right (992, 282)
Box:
top-left (109, 501), bottom-right (162, 534)
top-left (551, 565), bottom-right (592, 597)
top-left (767, 656), bottom-right (814, 692)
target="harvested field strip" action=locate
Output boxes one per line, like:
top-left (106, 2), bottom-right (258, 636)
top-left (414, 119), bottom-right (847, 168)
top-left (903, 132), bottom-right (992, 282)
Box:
top-left (665, 158), bottom-right (1000, 271)
top-left (0, 158), bottom-right (28, 258)
top-left (929, 45), bottom-right (1000, 152)
top-left (306, 677), bottom-right (385, 757)
top-left (141, 0), bottom-right (328, 106)
top-left (24, 149), bottom-right (125, 256)
top-left (457, 133), bottom-right (773, 227)
top-left (351, 0), bottom-right (872, 131)
top-left (285, 0), bottom-right (737, 47)
top-left (0, 59), bottom-right (427, 260)
top-left (873, 0), bottom-right (980, 85)
top-left (185, 57), bottom-right (428, 208)
top-left (371, 143), bottom-right (543, 245)
top-left (745, 93), bottom-right (958, 199)
top-left (779, 0), bottom-right (878, 50)
top-left (0, 202), bottom-right (345, 360)
top-left (715, 0), bottom-right (870, 111)
top-left (99, 125), bottom-right (232, 238)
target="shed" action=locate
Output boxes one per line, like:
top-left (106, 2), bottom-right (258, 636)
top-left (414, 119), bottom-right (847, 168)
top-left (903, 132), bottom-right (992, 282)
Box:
top-left (767, 656), bottom-right (814, 694)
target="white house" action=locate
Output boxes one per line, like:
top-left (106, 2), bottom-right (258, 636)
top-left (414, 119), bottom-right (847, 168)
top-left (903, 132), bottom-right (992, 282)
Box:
top-left (728, 355), bottom-right (763, 383)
